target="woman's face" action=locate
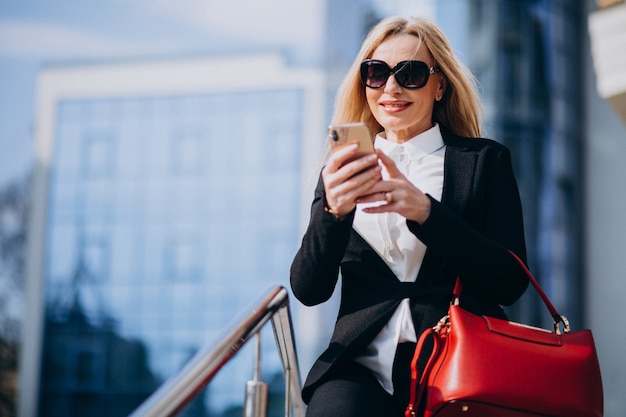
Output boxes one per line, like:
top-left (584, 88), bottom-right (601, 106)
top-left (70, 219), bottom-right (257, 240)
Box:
top-left (365, 33), bottom-right (445, 143)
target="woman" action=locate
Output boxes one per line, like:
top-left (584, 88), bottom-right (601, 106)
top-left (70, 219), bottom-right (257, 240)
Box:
top-left (290, 16), bottom-right (529, 417)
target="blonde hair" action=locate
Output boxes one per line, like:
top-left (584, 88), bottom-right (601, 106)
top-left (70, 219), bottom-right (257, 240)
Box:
top-left (331, 16), bottom-right (483, 138)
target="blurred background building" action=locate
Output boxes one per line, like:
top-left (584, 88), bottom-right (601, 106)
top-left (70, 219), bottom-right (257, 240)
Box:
top-left (0, 0), bottom-right (624, 416)
top-left (24, 54), bottom-right (324, 417)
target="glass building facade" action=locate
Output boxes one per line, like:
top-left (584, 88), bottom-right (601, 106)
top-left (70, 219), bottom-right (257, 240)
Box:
top-left (24, 55), bottom-right (325, 417)
top-left (466, 0), bottom-right (586, 328)
top-left (40, 91), bottom-right (303, 416)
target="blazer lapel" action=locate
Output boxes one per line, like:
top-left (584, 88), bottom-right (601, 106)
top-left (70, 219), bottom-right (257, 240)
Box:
top-left (441, 134), bottom-right (477, 216)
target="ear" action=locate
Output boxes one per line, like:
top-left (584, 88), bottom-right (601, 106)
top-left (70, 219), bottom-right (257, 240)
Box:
top-left (435, 76), bottom-right (447, 101)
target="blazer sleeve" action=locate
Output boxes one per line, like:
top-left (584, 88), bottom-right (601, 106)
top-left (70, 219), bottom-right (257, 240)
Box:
top-left (290, 173), bottom-right (355, 306)
top-left (408, 144), bottom-right (528, 306)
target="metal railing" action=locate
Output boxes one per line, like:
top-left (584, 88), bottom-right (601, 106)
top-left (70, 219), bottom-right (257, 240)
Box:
top-left (129, 286), bottom-right (305, 417)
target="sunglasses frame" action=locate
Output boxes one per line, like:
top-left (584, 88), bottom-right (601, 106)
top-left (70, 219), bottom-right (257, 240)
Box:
top-left (360, 59), bottom-right (440, 90)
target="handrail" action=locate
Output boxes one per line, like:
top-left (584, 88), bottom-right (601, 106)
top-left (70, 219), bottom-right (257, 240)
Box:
top-left (129, 286), bottom-right (305, 417)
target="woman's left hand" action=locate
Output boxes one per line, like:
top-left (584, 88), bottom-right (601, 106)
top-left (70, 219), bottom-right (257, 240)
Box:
top-left (357, 149), bottom-right (432, 224)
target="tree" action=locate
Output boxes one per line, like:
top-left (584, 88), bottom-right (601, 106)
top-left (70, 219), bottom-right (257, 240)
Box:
top-left (0, 172), bottom-right (31, 417)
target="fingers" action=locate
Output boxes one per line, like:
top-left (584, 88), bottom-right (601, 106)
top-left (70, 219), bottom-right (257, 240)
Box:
top-left (356, 187), bottom-right (400, 207)
top-left (325, 143), bottom-right (357, 171)
top-left (360, 181), bottom-right (432, 224)
top-left (351, 150), bottom-right (397, 205)
top-left (323, 152), bottom-right (382, 218)
top-left (376, 149), bottom-right (403, 179)
top-left (327, 165), bottom-right (381, 200)
top-left (324, 148), bottom-right (431, 224)
top-left (323, 152), bottom-right (379, 186)
top-left (323, 151), bottom-right (379, 199)
top-left (355, 189), bottom-right (391, 205)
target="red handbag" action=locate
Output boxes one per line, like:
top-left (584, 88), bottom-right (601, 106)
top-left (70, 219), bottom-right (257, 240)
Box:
top-left (405, 251), bottom-right (603, 417)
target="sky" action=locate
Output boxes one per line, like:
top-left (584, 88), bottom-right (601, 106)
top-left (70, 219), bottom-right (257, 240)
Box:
top-left (0, 0), bottom-right (330, 189)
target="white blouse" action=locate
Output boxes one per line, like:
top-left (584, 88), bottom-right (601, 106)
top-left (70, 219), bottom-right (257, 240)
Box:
top-left (352, 123), bottom-right (445, 395)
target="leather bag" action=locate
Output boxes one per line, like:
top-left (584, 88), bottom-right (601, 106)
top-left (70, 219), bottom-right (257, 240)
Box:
top-left (405, 251), bottom-right (603, 417)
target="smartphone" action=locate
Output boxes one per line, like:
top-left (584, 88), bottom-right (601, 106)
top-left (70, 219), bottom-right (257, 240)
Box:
top-left (328, 122), bottom-right (375, 163)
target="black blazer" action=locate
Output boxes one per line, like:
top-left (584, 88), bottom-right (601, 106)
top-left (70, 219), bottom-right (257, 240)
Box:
top-left (290, 132), bottom-right (529, 403)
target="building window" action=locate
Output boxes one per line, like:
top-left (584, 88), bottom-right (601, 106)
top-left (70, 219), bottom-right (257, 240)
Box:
top-left (165, 235), bottom-right (204, 282)
top-left (82, 128), bottom-right (115, 178)
top-left (82, 234), bottom-right (110, 284)
top-left (170, 126), bottom-right (206, 176)
top-left (76, 350), bottom-right (97, 385)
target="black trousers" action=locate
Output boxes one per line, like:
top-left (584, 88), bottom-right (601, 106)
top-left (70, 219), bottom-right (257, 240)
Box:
top-left (305, 343), bottom-right (416, 417)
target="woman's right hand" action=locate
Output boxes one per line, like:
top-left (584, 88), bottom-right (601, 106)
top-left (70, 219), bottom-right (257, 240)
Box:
top-left (322, 143), bottom-right (382, 219)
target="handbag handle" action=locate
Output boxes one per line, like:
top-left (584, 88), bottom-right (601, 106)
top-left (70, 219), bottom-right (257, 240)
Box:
top-left (452, 250), bottom-right (571, 334)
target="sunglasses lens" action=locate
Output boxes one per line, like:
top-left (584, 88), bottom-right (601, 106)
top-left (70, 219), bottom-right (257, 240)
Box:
top-left (395, 61), bottom-right (429, 89)
top-left (361, 61), bottom-right (390, 88)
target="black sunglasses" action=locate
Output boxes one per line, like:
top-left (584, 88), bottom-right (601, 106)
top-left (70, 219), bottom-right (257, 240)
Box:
top-left (360, 59), bottom-right (440, 89)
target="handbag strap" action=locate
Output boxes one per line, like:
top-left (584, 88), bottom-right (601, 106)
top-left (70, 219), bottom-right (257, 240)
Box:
top-left (405, 322), bottom-right (445, 417)
top-left (453, 250), bottom-right (570, 334)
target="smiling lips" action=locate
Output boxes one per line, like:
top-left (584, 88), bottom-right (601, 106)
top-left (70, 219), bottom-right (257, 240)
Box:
top-left (380, 100), bottom-right (412, 112)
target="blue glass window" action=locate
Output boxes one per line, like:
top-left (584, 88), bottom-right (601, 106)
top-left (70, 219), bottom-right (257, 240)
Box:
top-left (40, 88), bottom-right (305, 416)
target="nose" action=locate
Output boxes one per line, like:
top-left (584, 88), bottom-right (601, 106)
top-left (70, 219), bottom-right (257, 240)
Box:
top-left (383, 72), bottom-right (403, 94)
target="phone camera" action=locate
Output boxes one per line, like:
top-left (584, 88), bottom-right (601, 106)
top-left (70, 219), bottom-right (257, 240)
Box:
top-left (330, 130), bottom-right (339, 142)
